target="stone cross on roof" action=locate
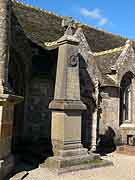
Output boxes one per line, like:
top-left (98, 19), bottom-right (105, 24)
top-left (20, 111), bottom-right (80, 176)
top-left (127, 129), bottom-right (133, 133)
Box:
top-left (62, 16), bottom-right (76, 35)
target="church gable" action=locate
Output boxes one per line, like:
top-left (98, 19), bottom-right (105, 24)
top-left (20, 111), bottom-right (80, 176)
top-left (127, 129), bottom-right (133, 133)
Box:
top-left (113, 41), bottom-right (135, 83)
top-left (94, 47), bottom-right (124, 86)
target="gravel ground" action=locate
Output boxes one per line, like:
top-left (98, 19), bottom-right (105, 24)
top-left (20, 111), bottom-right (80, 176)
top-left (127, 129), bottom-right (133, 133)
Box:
top-left (10, 153), bottom-right (135, 180)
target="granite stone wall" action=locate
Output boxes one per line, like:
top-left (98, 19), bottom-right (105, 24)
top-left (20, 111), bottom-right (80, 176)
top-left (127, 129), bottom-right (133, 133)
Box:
top-left (99, 87), bottom-right (121, 144)
top-left (23, 77), bottom-right (54, 156)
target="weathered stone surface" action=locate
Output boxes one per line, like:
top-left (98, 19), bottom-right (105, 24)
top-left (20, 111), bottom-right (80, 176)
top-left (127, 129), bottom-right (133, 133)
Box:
top-left (99, 87), bottom-right (121, 143)
top-left (41, 152), bottom-right (112, 174)
top-left (49, 100), bottom-right (86, 110)
top-left (0, 0), bottom-right (11, 94)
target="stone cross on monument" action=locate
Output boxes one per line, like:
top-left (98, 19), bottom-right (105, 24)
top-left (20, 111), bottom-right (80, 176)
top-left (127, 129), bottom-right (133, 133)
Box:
top-left (61, 16), bottom-right (75, 33)
top-left (42, 18), bottom-right (102, 173)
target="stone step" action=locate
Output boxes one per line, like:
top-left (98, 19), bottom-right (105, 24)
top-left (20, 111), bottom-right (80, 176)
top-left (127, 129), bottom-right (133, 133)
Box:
top-left (41, 157), bottom-right (113, 175)
top-left (116, 145), bottom-right (135, 156)
top-left (10, 171), bottom-right (29, 180)
top-left (55, 159), bottom-right (113, 174)
top-left (58, 148), bottom-right (88, 157)
top-left (41, 152), bottom-right (100, 169)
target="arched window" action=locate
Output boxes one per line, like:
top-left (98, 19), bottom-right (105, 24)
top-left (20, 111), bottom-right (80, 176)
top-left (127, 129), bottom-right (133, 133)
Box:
top-left (123, 84), bottom-right (131, 121)
top-left (120, 72), bottom-right (133, 124)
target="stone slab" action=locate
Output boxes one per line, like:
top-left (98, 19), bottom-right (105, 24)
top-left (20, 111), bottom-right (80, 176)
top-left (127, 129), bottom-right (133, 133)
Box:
top-left (10, 171), bottom-right (29, 180)
top-left (41, 157), bottom-right (113, 175)
top-left (116, 145), bottom-right (135, 156)
top-left (0, 154), bottom-right (14, 180)
top-left (40, 151), bottom-right (113, 175)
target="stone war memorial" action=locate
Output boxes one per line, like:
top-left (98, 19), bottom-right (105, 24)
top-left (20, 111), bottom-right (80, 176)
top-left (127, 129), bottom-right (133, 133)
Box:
top-left (0, 0), bottom-right (135, 179)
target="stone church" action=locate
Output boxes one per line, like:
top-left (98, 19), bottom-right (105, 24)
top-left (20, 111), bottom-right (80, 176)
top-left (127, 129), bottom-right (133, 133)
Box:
top-left (0, 0), bottom-right (135, 178)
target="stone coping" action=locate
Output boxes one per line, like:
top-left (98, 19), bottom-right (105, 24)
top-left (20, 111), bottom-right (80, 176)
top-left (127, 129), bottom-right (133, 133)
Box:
top-left (0, 94), bottom-right (24, 106)
top-left (49, 99), bottom-right (86, 111)
top-left (93, 46), bottom-right (124, 56)
top-left (44, 34), bottom-right (79, 50)
top-left (120, 123), bottom-right (135, 128)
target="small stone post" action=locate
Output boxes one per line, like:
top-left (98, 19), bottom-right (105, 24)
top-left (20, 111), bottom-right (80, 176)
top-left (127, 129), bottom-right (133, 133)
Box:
top-left (91, 79), bottom-right (99, 152)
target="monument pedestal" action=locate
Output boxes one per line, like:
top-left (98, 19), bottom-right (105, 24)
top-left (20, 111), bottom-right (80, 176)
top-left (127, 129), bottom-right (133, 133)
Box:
top-left (0, 94), bottom-right (23, 179)
top-left (41, 100), bottom-right (111, 174)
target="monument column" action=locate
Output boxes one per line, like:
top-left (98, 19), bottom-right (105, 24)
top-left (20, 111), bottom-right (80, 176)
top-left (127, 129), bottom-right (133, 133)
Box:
top-left (43, 27), bottom-right (101, 173)
top-left (49, 34), bottom-right (86, 156)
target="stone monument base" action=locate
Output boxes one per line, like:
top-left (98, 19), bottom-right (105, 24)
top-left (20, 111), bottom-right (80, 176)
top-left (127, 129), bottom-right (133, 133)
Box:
top-left (0, 154), bottom-right (14, 179)
top-left (40, 149), bottom-right (113, 174)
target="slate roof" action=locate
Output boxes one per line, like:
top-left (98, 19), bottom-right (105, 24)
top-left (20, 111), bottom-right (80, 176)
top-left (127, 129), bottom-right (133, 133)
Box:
top-left (94, 47), bottom-right (124, 86)
top-left (12, 1), bottom-right (128, 52)
top-left (94, 47), bottom-right (124, 74)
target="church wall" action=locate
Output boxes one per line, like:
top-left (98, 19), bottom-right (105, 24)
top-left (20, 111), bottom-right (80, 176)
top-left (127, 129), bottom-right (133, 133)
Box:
top-left (20, 47), bottom-right (57, 159)
top-left (23, 77), bottom-right (54, 157)
top-left (99, 87), bottom-right (121, 144)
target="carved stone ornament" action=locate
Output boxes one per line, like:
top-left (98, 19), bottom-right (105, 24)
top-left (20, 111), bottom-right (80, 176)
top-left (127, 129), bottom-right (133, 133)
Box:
top-left (68, 54), bottom-right (78, 67)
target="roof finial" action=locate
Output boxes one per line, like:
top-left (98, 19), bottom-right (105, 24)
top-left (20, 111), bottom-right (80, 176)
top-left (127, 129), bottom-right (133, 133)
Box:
top-left (62, 16), bottom-right (76, 35)
top-left (125, 40), bottom-right (132, 46)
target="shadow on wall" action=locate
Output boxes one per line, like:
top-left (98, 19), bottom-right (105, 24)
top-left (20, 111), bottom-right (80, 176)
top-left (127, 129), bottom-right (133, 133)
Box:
top-left (79, 54), bottom-right (97, 149)
top-left (18, 46), bottom-right (58, 165)
top-left (96, 126), bottom-right (116, 155)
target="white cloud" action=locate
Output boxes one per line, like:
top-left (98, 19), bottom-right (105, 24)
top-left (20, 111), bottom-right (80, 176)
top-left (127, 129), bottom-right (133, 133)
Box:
top-left (80, 8), bottom-right (101, 19)
top-left (98, 18), bottom-right (108, 26)
top-left (80, 8), bottom-right (109, 26)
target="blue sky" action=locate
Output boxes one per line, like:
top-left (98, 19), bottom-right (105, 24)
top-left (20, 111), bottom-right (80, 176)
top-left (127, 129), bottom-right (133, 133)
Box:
top-left (18, 0), bottom-right (135, 39)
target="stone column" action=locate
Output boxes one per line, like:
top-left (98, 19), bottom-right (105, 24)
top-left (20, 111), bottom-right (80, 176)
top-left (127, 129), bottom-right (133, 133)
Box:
top-left (0, 0), bottom-right (11, 93)
top-left (0, 1), bottom-right (24, 178)
top-left (43, 32), bottom-right (100, 173)
top-left (0, 94), bottom-right (23, 179)
top-left (131, 78), bottom-right (135, 123)
top-left (91, 80), bottom-right (99, 152)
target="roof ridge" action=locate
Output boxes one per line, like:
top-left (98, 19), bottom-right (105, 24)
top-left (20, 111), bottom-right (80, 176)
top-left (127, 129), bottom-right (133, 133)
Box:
top-left (12, 0), bottom-right (128, 41)
top-left (93, 46), bottom-right (124, 56)
top-left (12, 0), bottom-right (63, 19)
